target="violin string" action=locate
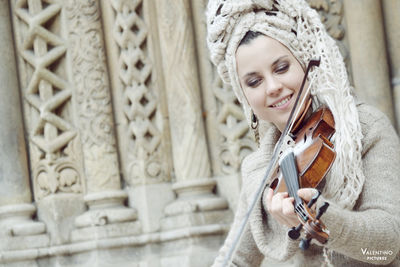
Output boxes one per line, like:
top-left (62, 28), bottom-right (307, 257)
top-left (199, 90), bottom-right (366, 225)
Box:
top-left (285, 77), bottom-right (316, 219)
top-left (288, 76), bottom-right (316, 133)
top-left (281, 154), bottom-right (302, 206)
top-left (296, 208), bottom-right (306, 220)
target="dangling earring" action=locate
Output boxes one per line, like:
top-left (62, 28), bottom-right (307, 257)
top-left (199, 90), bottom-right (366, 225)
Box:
top-left (251, 111), bottom-right (260, 146)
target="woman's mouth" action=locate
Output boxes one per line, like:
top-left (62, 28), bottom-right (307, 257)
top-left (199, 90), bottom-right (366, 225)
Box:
top-left (269, 94), bottom-right (293, 109)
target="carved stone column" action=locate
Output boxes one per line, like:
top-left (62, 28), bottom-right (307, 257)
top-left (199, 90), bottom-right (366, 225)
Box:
top-left (382, 0), bottom-right (400, 131)
top-left (191, 0), bottom-right (255, 211)
top-left (10, 0), bottom-right (85, 246)
top-left (0, 0), bottom-right (48, 253)
top-left (344, 0), bottom-right (394, 123)
top-left (100, 0), bottom-right (175, 234)
top-left (154, 0), bottom-right (230, 230)
top-left (62, 0), bottom-right (140, 241)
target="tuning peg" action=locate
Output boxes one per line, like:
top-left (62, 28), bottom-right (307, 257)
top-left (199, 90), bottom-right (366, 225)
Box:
top-left (316, 202), bottom-right (329, 220)
top-left (307, 190), bottom-right (321, 208)
top-left (299, 238), bottom-right (311, 250)
top-left (288, 223), bottom-right (302, 240)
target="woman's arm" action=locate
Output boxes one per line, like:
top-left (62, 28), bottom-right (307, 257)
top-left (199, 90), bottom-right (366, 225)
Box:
top-left (212, 186), bottom-right (264, 267)
top-left (315, 108), bottom-right (400, 265)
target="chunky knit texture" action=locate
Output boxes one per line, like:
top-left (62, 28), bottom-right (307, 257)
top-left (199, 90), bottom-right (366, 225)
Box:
top-left (206, 0), bottom-right (364, 210)
top-left (212, 103), bottom-right (400, 266)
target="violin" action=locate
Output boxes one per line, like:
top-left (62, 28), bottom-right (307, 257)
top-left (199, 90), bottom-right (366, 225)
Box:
top-left (270, 104), bottom-right (335, 249)
top-left (223, 58), bottom-right (335, 265)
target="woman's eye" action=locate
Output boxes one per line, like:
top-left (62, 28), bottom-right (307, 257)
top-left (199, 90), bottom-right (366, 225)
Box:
top-left (247, 78), bottom-right (261, 88)
top-left (275, 63), bottom-right (289, 73)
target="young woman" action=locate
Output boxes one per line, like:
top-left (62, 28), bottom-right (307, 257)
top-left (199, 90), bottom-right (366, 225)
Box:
top-left (206, 0), bottom-right (400, 266)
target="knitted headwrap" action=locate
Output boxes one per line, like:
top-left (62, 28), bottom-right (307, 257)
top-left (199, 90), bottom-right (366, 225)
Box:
top-left (206, 0), bottom-right (365, 210)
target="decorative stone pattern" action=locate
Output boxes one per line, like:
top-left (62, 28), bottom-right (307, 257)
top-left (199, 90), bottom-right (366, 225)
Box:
top-left (213, 75), bottom-right (257, 175)
top-left (65, 0), bottom-right (121, 192)
top-left (1, 0), bottom-right (398, 266)
top-left (109, 0), bottom-right (168, 185)
top-left (12, 0), bottom-right (83, 200)
top-left (308, 0), bottom-right (345, 40)
top-left (0, 0), bottom-right (49, 255)
top-left (155, 0), bottom-right (211, 181)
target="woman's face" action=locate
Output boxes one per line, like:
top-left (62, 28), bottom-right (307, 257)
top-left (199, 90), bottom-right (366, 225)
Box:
top-left (236, 35), bottom-right (306, 132)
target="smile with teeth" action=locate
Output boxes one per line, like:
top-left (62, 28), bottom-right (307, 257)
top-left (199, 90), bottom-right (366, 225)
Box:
top-left (270, 94), bottom-right (293, 108)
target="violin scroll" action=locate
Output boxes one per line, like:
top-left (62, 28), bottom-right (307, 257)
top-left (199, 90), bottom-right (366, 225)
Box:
top-left (288, 190), bottom-right (330, 250)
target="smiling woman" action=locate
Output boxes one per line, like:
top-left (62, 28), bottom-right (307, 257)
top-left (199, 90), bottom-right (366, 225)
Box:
top-left (206, 0), bottom-right (400, 266)
top-left (236, 34), bottom-right (307, 132)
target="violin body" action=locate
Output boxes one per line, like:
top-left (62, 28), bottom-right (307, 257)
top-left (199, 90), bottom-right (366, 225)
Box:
top-left (270, 106), bottom-right (336, 193)
top-left (269, 106), bottom-right (335, 248)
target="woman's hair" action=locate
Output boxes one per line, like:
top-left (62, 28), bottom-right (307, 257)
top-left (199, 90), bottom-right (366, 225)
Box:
top-left (238, 31), bottom-right (262, 46)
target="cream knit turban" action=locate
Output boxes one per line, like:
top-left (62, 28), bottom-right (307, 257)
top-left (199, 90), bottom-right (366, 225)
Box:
top-left (206, 0), bottom-right (365, 210)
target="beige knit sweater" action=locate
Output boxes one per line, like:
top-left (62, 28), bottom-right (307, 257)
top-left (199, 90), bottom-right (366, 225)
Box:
top-left (213, 102), bottom-right (400, 266)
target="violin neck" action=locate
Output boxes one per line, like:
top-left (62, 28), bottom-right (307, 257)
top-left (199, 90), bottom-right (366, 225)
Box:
top-left (279, 150), bottom-right (302, 205)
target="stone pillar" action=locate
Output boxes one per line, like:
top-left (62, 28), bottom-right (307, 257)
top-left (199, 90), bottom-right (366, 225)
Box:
top-left (100, 0), bottom-right (175, 234)
top-left (190, 0), bottom-right (250, 211)
top-left (382, 0), bottom-right (400, 131)
top-left (10, 0), bottom-right (88, 246)
top-left (0, 0), bottom-right (48, 252)
top-left (343, 0), bottom-right (394, 123)
top-left (63, 0), bottom-right (140, 241)
top-left (154, 0), bottom-right (230, 230)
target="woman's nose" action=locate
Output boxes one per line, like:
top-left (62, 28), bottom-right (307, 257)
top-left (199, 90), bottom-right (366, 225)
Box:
top-left (265, 77), bottom-right (283, 96)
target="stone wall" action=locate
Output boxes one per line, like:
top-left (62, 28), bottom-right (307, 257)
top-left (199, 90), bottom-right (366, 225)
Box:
top-left (0, 0), bottom-right (398, 266)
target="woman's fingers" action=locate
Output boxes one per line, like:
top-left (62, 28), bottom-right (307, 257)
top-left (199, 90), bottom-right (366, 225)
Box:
top-left (265, 188), bottom-right (321, 228)
top-left (297, 188), bottom-right (318, 202)
top-left (265, 188), bottom-right (274, 210)
top-left (281, 197), bottom-right (295, 216)
top-left (270, 192), bottom-right (287, 212)
top-left (265, 190), bottom-right (298, 227)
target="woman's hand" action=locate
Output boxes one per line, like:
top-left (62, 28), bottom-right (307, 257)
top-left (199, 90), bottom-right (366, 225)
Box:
top-left (265, 187), bottom-right (318, 228)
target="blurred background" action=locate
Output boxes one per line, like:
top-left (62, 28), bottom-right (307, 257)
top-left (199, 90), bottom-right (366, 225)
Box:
top-left (0, 0), bottom-right (399, 266)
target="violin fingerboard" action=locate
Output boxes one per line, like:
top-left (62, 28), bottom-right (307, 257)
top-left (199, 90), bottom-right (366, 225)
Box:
top-left (280, 151), bottom-right (302, 205)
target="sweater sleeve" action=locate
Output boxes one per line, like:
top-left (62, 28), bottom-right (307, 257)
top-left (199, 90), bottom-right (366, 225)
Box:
top-left (314, 106), bottom-right (400, 265)
top-left (212, 185), bottom-right (264, 267)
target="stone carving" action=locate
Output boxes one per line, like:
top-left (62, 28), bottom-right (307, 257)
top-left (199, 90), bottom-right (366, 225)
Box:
top-left (308, 0), bottom-right (345, 40)
top-left (110, 0), bottom-right (167, 185)
top-left (307, 0), bottom-right (352, 81)
top-left (156, 0), bottom-right (211, 181)
top-left (213, 75), bottom-right (257, 175)
top-left (35, 157), bottom-right (82, 199)
top-left (13, 0), bottom-right (83, 199)
top-left (65, 0), bottom-right (121, 191)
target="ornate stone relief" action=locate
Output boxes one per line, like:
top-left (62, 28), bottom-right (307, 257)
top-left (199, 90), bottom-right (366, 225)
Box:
top-left (65, 0), bottom-right (122, 191)
top-left (213, 75), bottom-right (257, 175)
top-left (155, 0), bottom-right (211, 182)
top-left (308, 0), bottom-right (345, 40)
top-left (13, 0), bottom-right (83, 200)
top-left (109, 0), bottom-right (168, 185)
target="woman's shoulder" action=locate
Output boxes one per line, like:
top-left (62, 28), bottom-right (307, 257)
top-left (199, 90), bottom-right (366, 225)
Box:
top-left (355, 101), bottom-right (399, 153)
top-left (356, 101), bottom-right (392, 129)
